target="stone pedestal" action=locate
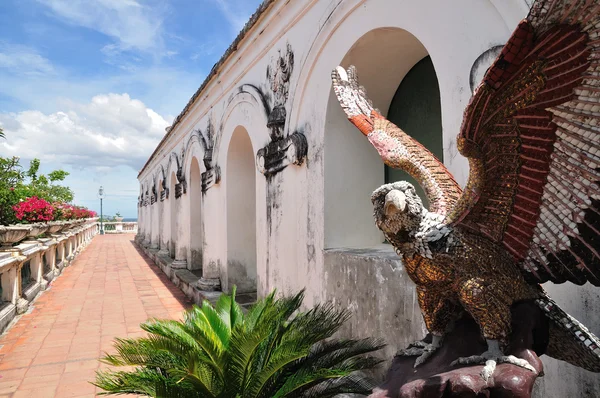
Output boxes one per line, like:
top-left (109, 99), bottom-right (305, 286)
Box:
top-left (171, 259), bottom-right (187, 269)
top-left (16, 298), bottom-right (28, 315)
top-left (197, 277), bottom-right (221, 291)
top-left (370, 302), bottom-right (545, 398)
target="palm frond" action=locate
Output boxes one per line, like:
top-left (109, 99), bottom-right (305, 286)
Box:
top-left (298, 372), bottom-right (379, 398)
top-left (100, 337), bottom-right (186, 369)
top-left (215, 285), bottom-right (244, 331)
top-left (94, 368), bottom-right (169, 396)
top-left (94, 288), bottom-right (384, 398)
top-left (142, 318), bottom-right (224, 373)
top-left (299, 338), bottom-right (385, 371)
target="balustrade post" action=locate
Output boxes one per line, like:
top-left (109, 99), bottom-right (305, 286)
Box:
top-left (16, 260), bottom-right (28, 314)
top-left (1, 264), bottom-right (18, 305)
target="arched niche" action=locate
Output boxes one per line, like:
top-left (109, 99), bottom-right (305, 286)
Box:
top-left (226, 125), bottom-right (257, 294)
top-left (169, 170), bottom-right (177, 258)
top-left (385, 55), bottom-right (443, 208)
top-left (158, 175), bottom-right (166, 251)
top-left (189, 157), bottom-right (203, 270)
top-left (324, 27), bottom-right (431, 249)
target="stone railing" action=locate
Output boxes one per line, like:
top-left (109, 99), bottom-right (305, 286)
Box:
top-left (0, 218), bottom-right (99, 332)
top-left (100, 221), bottom-right (138, 234)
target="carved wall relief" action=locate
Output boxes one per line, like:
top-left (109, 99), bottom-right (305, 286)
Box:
top-left (150, 182), bottom-right (158, 205)
top-left (198, 119), bottom-right (221, 193)
top-left (255, 42), bottom-right (308, 177)
top-left (160, 168), bottom-right (169, 201)
top-left (174, 149), bottom-right (187, 199)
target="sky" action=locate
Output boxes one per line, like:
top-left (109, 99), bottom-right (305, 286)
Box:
top-left (0, 0), bottom-right (263, 218)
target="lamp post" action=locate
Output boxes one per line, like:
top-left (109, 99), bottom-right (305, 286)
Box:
top-left (98, 186), bottom-right (105, 235)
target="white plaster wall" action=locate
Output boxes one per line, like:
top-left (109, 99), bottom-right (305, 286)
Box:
top-left (183, 138), bottom-right (205, 270)
top-left (168, 170), bottom-right (177, 257)
top-left (137, 0), bottom-right (600, 395)
top-left (214, 98), bottom-right (269, 294)
top-left (225, 126), bottom-right (258, 293)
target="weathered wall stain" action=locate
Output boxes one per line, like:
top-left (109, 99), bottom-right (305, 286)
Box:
top-left (469, 45), bottom-right (503, 93)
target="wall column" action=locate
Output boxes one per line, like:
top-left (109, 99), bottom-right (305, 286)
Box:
top-left (172, 195), bottom-right (187, 269)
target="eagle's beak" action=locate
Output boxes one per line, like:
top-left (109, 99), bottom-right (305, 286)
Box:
top-left (384, 190), bottom-right (407, 216)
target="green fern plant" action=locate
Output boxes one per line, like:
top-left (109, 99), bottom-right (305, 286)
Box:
top-left (93, 287), bottom-right (384, 397)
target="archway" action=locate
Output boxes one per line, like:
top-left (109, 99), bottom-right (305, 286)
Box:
top-left (189, 157), bottom-right (203, 271)
top-left (385, 55), bottom-right (443, 208)
top-left (169, 171), bottom-right (177, 258)
top-left (226, 126), bottom-right (257, 294)
top-left (158, 177), bottom-right (166, 253)
top-left (324, 27), bottom-right (432, 249)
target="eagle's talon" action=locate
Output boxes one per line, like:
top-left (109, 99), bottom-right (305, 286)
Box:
top-left (396, 335), bottom-right (443, 368)
top-left (450, 349), bottom-right (537, 381)
top-left (414, 345), bottom-right (439, 368)
top-left (407, 340), bottom-right (429, 349)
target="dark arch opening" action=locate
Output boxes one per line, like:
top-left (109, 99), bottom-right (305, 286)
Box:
top-left (385, 55), bottom-right (443, 208)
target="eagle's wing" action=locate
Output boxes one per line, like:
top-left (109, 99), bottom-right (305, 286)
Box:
top-left (447, 0), bottom-right (600, 286)
top-left (331, 67), bottom-right (463, 216)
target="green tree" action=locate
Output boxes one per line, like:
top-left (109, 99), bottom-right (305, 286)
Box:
top-left (0, 156), bottom-right (24, 225)
top-left (20, 158), bottom-right (74, 203)
top-left (94, 288), bottom-right (384, 397)
top-left (0, 126), bottom-right (4, 139)
top-left (0, 156), bottom-right (74, 225)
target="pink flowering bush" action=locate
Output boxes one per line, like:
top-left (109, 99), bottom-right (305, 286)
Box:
top-left (53, 202), bottom-right (74, 220)
top-left (12, 198), bottom-right (97, 224)
top-left (72, 206), bottom-right (95, 219)
top-left (13, 196), bottom-right (54, 222)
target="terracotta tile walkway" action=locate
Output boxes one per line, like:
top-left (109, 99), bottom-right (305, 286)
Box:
top-left (0, 235), bottom-right (192, 397)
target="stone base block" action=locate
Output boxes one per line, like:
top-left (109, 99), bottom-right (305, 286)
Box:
top-left (23, 282), bottom-right (41, 302)
top-left (45, 269), bottom-right (56, 282)
top-left (197, 277), bottom-right (221, 291)
top-left (171, 259), bottom-right (187, 269)
top-left (136, 242), bottom-right (224, 307)
top-left (16, 298), bottom-right (28, 315)
top-left (0, 303), bottom-right (16, 333)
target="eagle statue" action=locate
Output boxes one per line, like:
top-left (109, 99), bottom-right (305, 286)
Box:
top-left (332, 0), bottom-right (600, 380)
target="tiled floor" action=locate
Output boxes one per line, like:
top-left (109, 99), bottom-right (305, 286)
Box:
top-left (0, 235), bottom-right (192, 397)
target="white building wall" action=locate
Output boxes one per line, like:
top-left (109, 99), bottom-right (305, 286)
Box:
top-left (137, 0), bottom-right (600, 395)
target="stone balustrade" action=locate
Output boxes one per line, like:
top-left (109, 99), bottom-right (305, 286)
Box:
top-left (0, 218), bottom-right (99, 332)
top-left (99, 222), bottom-right (138, 234)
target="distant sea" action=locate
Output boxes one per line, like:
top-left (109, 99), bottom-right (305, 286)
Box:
top-left (123, 218), bottom-right (138, 222)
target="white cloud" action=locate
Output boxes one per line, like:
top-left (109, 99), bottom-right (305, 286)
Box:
top-left (36, 0), bottom-right (166, 54)
top-left (0, 93), bottom-right (169, 171)
top-left (210, 0), bottom-right (256, 34)
top-left (0, 43), bottom-right (55, 76)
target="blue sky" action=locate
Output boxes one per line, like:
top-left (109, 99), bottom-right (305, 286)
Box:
top-left (0, 0), bottom-right (262, 218)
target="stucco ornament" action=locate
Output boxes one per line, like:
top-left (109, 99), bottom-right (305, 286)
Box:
top-left (332, 0), bottom-right (600, 394)
top-left (150, 183), bottom-right (158, 205)
top-left (256, 42), bottom-right (308, 176)
top-left (198, 119), bottom-right (221, 193)
top-left (267, 42), bottom-right (294, 111)
top-left (174, 149), bottom-right (187, 199)
top-left (160, 170), bottom-right (169, 201)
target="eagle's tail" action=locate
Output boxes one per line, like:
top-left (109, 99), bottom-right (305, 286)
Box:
top-left (536, 294), bottom-right (600, 372)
